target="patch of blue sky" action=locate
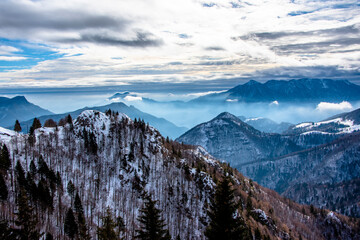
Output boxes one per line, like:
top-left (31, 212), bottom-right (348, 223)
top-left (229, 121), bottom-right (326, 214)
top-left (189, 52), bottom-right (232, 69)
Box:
top-left (0, 38), bottom-right (64, 72)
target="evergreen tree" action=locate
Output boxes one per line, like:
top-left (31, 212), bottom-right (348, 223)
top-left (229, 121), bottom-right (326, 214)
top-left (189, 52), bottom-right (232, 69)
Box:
top-left (14, 120), bottom-right (22, 132)
top-left (0, 173), bottom-right (8, 200)
top-left (205, 176), bottom-right (248, 240)
top-left (0, 220), bottom-right (20, 239)
top-left (135, 195), bottom-right (171, 240)
top-left (74, 192), bottom-right (90, 240)
top-left (29, 118), bottom-right (41, 135)
top-left (97, 208), bottom-right (118, 240)
top-left (64, 208), bottom-right (78, 239)
top-left (45, 232), bottom-right (53, 240)
top-left (15, 189), bottom-right (41, 240)
top-left (15, 160), bottom-right (26, 188)
top-left (0, 144), bottom-right (11, 172)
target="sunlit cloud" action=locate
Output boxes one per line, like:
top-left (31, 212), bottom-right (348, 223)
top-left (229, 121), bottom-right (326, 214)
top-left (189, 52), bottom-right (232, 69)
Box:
top-left (316, 101), bottom-right (353, 112)
top-left (0, 0), bottom-right (358, 87)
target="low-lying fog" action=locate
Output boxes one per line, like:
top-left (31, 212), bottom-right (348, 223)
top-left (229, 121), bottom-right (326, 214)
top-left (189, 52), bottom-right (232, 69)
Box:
top-left (4, 91), bottom-right (360, 129)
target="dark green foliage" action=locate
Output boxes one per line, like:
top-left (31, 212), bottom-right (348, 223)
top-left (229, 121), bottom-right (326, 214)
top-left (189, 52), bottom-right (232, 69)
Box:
top-left (0, 220), bottom-right (20, 239)
top-left (26, 173), bottom-right (37, 201)
top-left (205, 176), bottom-right (249, 240)
top-left (0, 144), bottom-right (11, 172)
top-left (14, 119), bottom-right (22, 132)
top-left (136, 195), bottom-right (171, 240)
top-left (15, 189), bottom-right (41, 240)
top-left (45, 232), bottom-right (53, 240)
top-left (29, 118), bottom-right (41, 135)
top-left (254, 228), bottom-right (262, 240)
top-left (83, 129), bottom-right (98, 154)
top-left (0, 173), bottom-right (8, 200)
top-left (15, 160), bottom-right (26, 188)
top-left (97, 208), bottom-right (119, 240)
top-left (74, 192), bottom-right (83, 213)
top-left (74, 192), bottom-right (91, 239)
top-left (37, 179), bottom-right (53, 210)
top-left (64, 208), bottom-right (78, 239)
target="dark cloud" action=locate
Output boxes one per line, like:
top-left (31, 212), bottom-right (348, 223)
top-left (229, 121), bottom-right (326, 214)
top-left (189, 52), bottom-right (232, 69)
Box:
top-left (58, 32), bottom-right (163, 47)
top-left (205, 46), bottom-right (225, 51)
top-left (272, 37), bottom-right (360, 55)
top-left (0, 2), bottom-right (125, 31)
top-left (236, 24), bottom-right (360, 41)
top-left (246, 66), bottom-right (360, 81)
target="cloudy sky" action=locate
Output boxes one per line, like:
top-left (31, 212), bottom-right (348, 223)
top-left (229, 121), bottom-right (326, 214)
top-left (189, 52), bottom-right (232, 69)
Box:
top-left (0, 0), bottom-right (359, 90)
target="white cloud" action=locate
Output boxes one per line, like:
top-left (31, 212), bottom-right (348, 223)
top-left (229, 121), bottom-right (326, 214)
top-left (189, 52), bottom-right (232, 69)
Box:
top-left (124, 95), bottom-right (143, 101)
top-left (0, 56), bottom-right (27, 61)
top-left (0, 0), bottom-right (359, 87)
top-left (316, 101), bottom-right (353, 112)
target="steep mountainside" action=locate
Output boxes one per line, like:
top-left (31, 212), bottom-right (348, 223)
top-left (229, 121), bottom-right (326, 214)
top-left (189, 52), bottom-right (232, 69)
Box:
top-left (286, 107), bottom-right (360, 135)
top-left (17, 102), bottom-right (187, 139)
top-left (241, 133), bottom-right (360, 218)
top-left (177, 112), bottom-right (301, 168)
top-left (0, 96), bottom-right (53, 127)
top-left (0, 110), bottom-right (358, 239)
top-left (192, 79), bottom-right (360, 103)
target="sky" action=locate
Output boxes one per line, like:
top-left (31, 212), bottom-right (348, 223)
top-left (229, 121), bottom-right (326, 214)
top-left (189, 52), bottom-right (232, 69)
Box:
top-left (0, 0), bottom-right (359, 91)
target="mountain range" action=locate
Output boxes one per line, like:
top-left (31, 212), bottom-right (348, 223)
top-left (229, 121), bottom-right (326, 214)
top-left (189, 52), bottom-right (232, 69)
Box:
top-left (0, 110), bottom-right (358, 239)
top-left (238, 116), bottom-right (293, 133)
top-left (177, 110), bottom-right (360, 218)
top-left (192, 78), bottom-right (360, 103)
top-left (0, 96), bottom-right (53, 127)
top-left (15, 101), bottom-right (187, 139)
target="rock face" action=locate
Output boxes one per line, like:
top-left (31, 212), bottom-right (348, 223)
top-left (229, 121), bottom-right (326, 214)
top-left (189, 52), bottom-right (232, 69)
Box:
top-left (0, 96), bottom-right (53, 127)
top-left (192, 78), bottom-right (360, 103)
top-left (177, 112), bottom-right (302, 168)
top-left (1, 110), bottom-right (358, 239)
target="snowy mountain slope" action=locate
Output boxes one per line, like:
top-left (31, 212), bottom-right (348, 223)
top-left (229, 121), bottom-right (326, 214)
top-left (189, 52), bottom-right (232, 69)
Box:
top-left (0, 110), bottom-right (358, 239)
top-left (17, 102), bottom-right (187, 139)
top-left (0, 96), bottom-right (53, 127)
top-left (241, 133), bottom-right (360, 218)
top-left (287, 107), bottom-right (360, 135)
top-left (177, 112), bottom-right (302, 168)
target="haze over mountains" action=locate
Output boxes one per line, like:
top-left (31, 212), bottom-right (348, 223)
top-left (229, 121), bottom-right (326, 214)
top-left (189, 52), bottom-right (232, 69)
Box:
top-left (0, 96), bottom-right (52, 127)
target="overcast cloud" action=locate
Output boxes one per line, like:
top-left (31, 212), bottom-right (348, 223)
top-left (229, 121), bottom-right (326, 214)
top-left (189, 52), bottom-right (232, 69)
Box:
top-left (0, 0), bottom-right (359, 88)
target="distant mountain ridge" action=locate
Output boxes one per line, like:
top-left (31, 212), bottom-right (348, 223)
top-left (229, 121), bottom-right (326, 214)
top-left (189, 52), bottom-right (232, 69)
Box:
top-left (238, 116), bottom-right (293, 133)
top-left (17, 102), bottom-right (187, 139)
top-left (0, 96), bottom-right (53, 127)
top-left (192, 78), bottom-right (360, 103)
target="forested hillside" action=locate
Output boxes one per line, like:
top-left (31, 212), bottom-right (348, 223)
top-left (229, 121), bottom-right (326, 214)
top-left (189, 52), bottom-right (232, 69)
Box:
top-left (0, 110), bottom-right (359, 239)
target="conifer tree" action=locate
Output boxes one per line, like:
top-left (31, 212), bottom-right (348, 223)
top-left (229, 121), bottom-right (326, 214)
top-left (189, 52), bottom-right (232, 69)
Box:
top-left (15, 160), bottom-right (26, 188)
top-left (136, 195), bottom-right (171, 240)
top-left (64, 208), bottom-right (78, 239)
top-left (29, 118), bottom-right (41, 135)
top-left (14, 120), bottom-right (22, 132)
top-left (15, 189), bottom-right (41, 240)
top-left (0, 144), bottom-right (11, 172)
top-left (67, 180), bottom-right (75, 198)
top-left (97, 208), bottom-right (119, 240)
top-left (205, 176), bottom-right (249, 240)
top-left (0, 173), bottom-right (8, 200)
top-left (74, 192), bottom-right (90, 240)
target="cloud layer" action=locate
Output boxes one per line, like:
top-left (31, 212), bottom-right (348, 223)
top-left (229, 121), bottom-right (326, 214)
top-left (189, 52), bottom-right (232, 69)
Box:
top-left (0, 0), bottom-right (359, 88)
